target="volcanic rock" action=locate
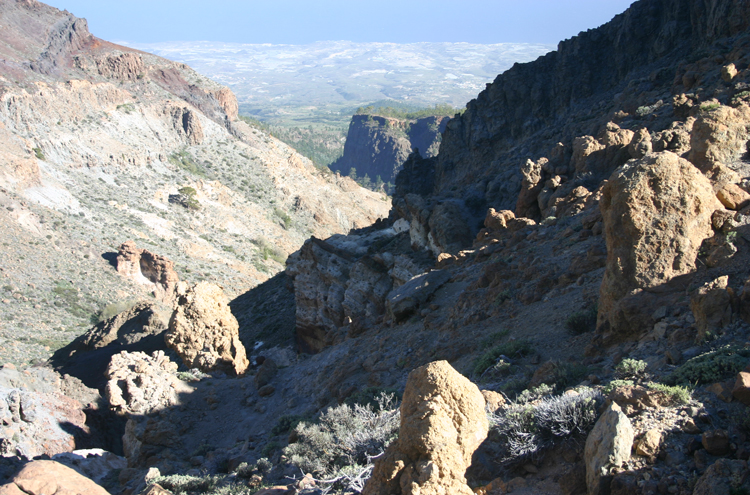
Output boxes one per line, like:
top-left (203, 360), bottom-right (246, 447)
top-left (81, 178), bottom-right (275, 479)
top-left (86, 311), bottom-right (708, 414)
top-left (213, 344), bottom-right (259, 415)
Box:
top-left (363, 360), bottom-right (488, 495)
top-left (165, 282), bottom-right (249, 375)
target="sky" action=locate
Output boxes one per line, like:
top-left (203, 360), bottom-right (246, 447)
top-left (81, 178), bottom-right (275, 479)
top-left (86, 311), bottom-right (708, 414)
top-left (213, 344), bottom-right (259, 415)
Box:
top-left (42, 0), bottom-right (635, 45)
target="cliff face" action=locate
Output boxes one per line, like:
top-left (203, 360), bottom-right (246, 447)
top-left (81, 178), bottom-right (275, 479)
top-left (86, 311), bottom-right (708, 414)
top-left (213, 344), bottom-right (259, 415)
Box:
top-left (333, 114), bottom-right (448, 184)
top-left (435, 0), bottom-right (750, 207)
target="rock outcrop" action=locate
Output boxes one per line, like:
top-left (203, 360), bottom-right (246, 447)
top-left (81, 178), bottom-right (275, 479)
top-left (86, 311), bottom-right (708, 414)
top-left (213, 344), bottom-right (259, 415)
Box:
top-left (598, 152), bottom-right (719, 339)
top-left (165, 282), bottom-right (249, 375)
top-left (105, 350), bottom-right (188, 415)
top-left (363, 361), bottom-right (488, 495)
top-left (116, 242), bottom-right (180, 304)
top-left (0, 460), bottom-right (110, 495)
top-left (333, 114), bottom-right (449, 185)
top-left (584, 402), bottom-right (634, 495)
top-left (0, 367), bottom-right (88, 459)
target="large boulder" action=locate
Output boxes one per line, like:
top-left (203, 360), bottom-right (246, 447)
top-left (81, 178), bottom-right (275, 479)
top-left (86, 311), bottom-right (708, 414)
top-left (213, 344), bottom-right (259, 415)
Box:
top-left (598, 152), bottom-right (720, 339)
top-left (363, 361), bottom-right (488, 495)
top-left (116, 241), bottom-right (180, 304)
top-left (105, 351), bottom-right (189, 415)
top-left (386, 270), bottom-right (451, 323)
top-left (584, 402), bottom-right (634, 495)
top-left (165, 282), bottom-right (249, 375)
top-left (0, 460), bottom-right (109, 495)
top-left (52, 449), bottom-right (127, 486)
top-left (693, 459), bottom-right (750, 495)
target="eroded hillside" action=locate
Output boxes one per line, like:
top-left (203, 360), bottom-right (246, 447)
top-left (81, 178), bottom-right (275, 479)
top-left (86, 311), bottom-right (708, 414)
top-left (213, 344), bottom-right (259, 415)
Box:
top-left (0, 0), bottom-right (388, 366)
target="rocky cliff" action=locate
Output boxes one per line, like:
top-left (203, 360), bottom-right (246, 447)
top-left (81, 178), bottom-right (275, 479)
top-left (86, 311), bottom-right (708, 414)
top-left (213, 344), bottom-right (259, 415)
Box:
top-left (332, 114), bottom-right (449, 185)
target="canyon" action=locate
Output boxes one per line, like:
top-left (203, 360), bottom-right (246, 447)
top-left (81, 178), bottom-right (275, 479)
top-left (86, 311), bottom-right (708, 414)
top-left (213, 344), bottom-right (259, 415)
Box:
top-left (2, 1), bottom-right (750, 495)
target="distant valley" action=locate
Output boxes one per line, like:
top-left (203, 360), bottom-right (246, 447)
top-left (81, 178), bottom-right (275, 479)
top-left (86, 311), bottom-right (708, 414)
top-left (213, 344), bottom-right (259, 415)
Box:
top-left (125, 40), bottom-right (554, 127)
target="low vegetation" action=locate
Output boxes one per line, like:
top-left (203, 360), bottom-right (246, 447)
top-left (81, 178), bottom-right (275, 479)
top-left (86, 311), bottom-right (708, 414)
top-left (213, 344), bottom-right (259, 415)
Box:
top-left (490, 388), bottom-right (603, 462)
top-left (564, 305), bottom-right (597, 335)
top-left (666, 345), bottom-right (750, 385)
top-left (284, 392), bottom-right (399, 493)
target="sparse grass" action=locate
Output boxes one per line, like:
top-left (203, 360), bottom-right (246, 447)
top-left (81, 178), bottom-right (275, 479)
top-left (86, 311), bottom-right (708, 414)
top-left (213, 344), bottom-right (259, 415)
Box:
top-left (169, 150), bottom-right (205, 177)
top-left (251, 237), bottom-right (286, 264)
top-left (273, 208), bottom-right (292, 229)
top-left (94, 299), bottom-right (139, 323)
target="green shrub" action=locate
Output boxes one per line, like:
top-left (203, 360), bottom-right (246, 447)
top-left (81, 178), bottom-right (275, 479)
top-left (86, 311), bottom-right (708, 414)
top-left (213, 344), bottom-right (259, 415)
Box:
top-left (473, 340), bottom-right (532, 377)
top-left (32, 147), bottom-right (45, 160)
top-left (284, 393), bottom-right (399, 491)
top-left (603, 379), bottom-right (634, 394)
top-left (647, 382), bottom-right (692, 406)
top-left (169, 150), bottom-right (205, 177)
top-left (261, 441), bottom-right (279, 458)
top-left (565, 305), bottom-right (597, 335)
top-left (615, 358), bottom-right (648, 379)
top-left (666, 345), bottom-right (750, 385)
top-left (700, 102), bottom-right (721, 112)
top-left (151, 474), bottom-right (220, 495)
top-left (490, 389), bottom-right (602, 462)
top-left (516, 384), bottom-right (554, 403)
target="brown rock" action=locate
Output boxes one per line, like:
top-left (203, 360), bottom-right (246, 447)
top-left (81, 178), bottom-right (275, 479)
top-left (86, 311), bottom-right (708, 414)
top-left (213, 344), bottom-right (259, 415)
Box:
top-left (254, 358), bottom-right (278, 388)
top-left (733, 372), bottom-right (750, 406)
top-left (722, 63), bottom-right (739, 83)
top-left (363, 361), bottom-right (488, 495)
top-left (707, 381), bottom-right (735, 403)
top-left (598, 152), bottom-right (719, 339)
top-left (484, 208), bottom-right (515, 231)
top-left (584, 402), bottom-right (634, 495)
top-left (608, 385), bottom-right (671, 415)
top-left (635, 429), bottom-right (661, 457)
top-left (628, 128), bottom-right (652, 159)
top-left (116, 241), bottom-right (180, 304)
top-left (712, 209), bottom-right (734, 230)
top-left (693, 459), bottom-right (750, 495)
top-left (214, 87), bottom-right (239, 121)
top-left (95, 52), bottom-right (145, 81)
top-left (481, 390), bottom-right (506, 413)
top-left (702, 429), bottom-right (730, 456)
top-left (691, 276), bottom-right (732, 340)
top-left (142, 484), bottom-right (173, 495)
top-left (515, 159), bottom-right (544, 219)
top-left (258, 385), bottom-right (275, 397)
top-left (0, 460), bottom-right (109, 495)
top-left (717, 183), bottom-right (750, 210)
top-left (165, 282), bottom-right (249, 375)
top-left (689, 103), bottom-right (750, 183)
top-left (80, 301), bottom-right (168, 350)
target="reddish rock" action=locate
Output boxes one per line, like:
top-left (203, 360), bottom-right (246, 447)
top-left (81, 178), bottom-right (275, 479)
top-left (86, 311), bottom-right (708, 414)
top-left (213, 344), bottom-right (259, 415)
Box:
top-left (0, 460), bottom-right (109, 495)
top-left (702, 429), bottom-right (730, 456)
top-left (717, 183), bottom-right (750, 210)
top-left (116, 241), bottom-right (179, 304)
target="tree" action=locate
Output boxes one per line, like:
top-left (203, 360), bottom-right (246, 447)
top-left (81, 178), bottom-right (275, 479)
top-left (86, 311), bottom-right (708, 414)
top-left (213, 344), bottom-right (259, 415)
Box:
top-left (349, 167), bottom-right (358, 181)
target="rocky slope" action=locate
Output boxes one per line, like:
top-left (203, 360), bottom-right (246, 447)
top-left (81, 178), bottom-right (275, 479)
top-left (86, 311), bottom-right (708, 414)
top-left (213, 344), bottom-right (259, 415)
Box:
top-left (6, 0), bottom-right (750, 495)
top-left (331, 114), bottom-right (449, 185)
top-left (0, 0), bottom-right (388, 366)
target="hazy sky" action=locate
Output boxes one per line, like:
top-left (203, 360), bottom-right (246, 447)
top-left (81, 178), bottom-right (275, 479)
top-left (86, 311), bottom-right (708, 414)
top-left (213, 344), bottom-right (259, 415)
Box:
top-left (43, 0), bottom-right (635, 45)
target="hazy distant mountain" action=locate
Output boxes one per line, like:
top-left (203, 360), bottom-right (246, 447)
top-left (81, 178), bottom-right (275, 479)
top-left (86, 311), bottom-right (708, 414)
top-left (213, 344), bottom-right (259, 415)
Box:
top-left (125, 41), bottom-right (553, 122)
